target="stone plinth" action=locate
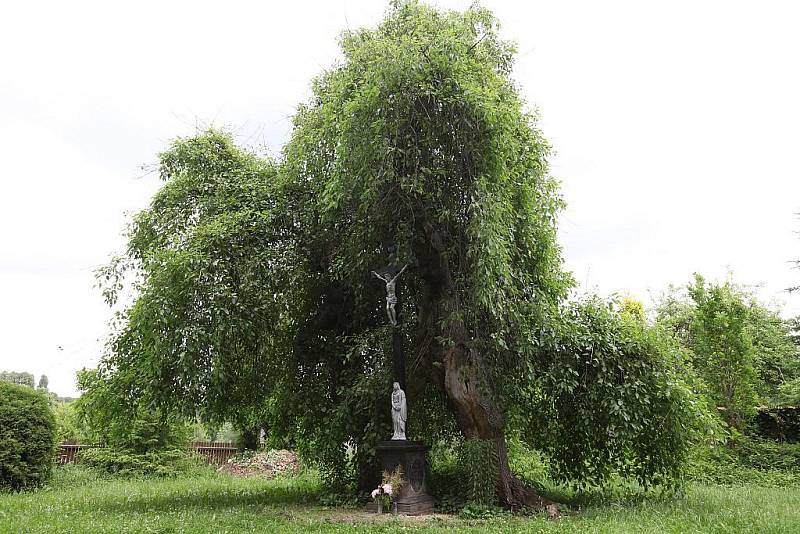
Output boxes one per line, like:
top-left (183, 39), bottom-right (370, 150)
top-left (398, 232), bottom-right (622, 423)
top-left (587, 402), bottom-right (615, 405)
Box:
top-left (375, 440), bottom-right (435, 515)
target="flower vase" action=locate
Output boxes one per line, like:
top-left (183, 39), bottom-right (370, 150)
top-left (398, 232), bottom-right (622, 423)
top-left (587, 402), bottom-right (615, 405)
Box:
top-left (377, 502), bottom-right (383, 514)
top-left (392, 501), bottom-right (398, 515)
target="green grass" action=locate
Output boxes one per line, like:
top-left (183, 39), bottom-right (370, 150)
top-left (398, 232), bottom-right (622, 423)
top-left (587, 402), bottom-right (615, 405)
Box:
top-left (1, 466), bottom-right (799, 533)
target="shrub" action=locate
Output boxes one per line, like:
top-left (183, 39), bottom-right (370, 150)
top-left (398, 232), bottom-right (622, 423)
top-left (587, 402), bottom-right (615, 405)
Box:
top-left (459, 439), bottom-right (498, 506)
top-left (427, 440), bottom-right (465, 512)
top-left (74, 368), bottom-right (193, 453)
top-left (507, 438), bottom-right (552, 488)
top-left (0, 381), bottom-right (57, 491)
top-left (686, 437), bottom-right (800, 486)
top-left (733, 436), bottom-right (800, 471)
top-left (771, 378), bottom-right (800, 407)
top-left (52, 401), bottom-right (90, 444)
top-left (77, 447), bottom-right (202, 477)
top-left (427, 438), bottom-right (499, 511)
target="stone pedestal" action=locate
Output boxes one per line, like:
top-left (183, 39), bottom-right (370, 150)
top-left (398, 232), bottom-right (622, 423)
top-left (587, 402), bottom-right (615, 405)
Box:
top-left (375, 440), bottom-right (435, 515)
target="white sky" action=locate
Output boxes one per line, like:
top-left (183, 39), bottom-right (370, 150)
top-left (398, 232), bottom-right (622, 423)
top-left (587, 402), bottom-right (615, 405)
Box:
top-left (1, 0), bottom-right (799, 397)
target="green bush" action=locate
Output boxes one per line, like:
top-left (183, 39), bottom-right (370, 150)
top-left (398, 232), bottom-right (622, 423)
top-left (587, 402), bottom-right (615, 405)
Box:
top-left (427, 438), bottom-right (500, 511)
top-left (459, 439), bottom-right (498, 506)
top-left (733, 436), bottom-right (800, 471)
top-left (507, 438), bottom-right (552, 489)
top-left (771, 377), bottom-right (800, 407)
top-left (427, 440), bottom-right (465, 512)
top-left (77, 447), bottom-right (202, 477)
top-left (686, 437), bottom-right (800, 487)
top-left (0, 381), bottom-right (57, 491)
top-left (52, 401), bottom-right (90, 444)
top-left (74, 368), bottom-right (192, 453)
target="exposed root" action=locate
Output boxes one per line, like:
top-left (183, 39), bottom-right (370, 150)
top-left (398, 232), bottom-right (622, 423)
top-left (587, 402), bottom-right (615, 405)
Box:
top-left (502, 476), bottom-right (559, 518)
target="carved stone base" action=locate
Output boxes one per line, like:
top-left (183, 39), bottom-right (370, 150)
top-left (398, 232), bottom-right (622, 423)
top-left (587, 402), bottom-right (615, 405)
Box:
top-left (375, 440), bottom-right (435, 515)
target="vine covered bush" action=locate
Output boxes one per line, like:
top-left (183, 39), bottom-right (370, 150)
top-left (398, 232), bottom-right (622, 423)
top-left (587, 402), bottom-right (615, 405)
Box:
top-left (0, 381), bottom-right (57, 491)
top-left (522, 297), bottom-right (720, 488)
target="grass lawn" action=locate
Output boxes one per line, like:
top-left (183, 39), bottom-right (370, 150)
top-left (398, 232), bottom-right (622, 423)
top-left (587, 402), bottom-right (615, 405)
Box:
top-left (1, 466), bottom-right (799, 533)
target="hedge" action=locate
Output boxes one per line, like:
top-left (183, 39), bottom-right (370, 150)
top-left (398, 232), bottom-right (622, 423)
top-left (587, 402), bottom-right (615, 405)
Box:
top-left (0, 381), bottom-right (57, 491)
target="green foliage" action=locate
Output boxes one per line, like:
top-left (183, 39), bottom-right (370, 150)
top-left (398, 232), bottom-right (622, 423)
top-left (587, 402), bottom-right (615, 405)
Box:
top-left (771, 377), bottom-right (800, 406)
top-left (0, 371), bottom-right (35, 388)
top-left (747, 304), bottom-right (800, 397)
top-left (459, 439), bottom-right (497, 506)
top-left (74, 368), bottom-right (192, 453)
top-left (523, 297), bottom-right (718, 488)
top-left (427, 440), bottom-right (466, 512)
top-left (656, 274), bottom-right (799, 425)
top-left (618, 296), bottom-right (646, 323)
top-left (95, 131), bottom-right (285, 425)
top-left (688, 275), bottom-right (758, 429)
top-left (654, 285), bottom-right (695, 347)
top-left (733, 436), bottom-right (800, 471)
top-left (52, 401), bottom-right (91, 444)
top-left (686, 437), bottom-right (800, 487)
top-left (787, 316), bottom-right (800, 347)
top-left (77, 448), bottom-right (201, 478)
top-left (91, 1), bottom-right (709, 497)
top-left (73, 367), bottom-right (194, 479)
top-left (507, 438), bottom-right (551, 489)
top-left (0, 381), bottom-right (57, 492)
top-left (430, 437), bottom-right (550, 511)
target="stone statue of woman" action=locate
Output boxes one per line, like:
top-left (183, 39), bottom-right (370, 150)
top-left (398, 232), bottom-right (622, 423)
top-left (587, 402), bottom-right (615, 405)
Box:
top-left (391, 381), bottom-right (407, 440)
top-left (371, 264), bottom-right (408, 326)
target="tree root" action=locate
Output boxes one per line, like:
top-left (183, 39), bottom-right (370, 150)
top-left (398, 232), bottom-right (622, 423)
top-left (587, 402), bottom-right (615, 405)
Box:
top-left (501, 476), bottom-right (560, 519)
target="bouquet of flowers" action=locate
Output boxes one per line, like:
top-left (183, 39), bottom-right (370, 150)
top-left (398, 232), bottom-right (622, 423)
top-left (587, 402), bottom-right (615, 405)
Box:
top-left (371, 465), bottom-right (404, 513)
top-left (370, 483), bottom-right (393, 511)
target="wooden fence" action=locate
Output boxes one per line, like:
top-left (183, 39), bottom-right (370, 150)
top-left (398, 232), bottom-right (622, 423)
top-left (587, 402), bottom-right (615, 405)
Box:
top-left (56, 443), bottom-right (96, 465)
top-left (190, 441), bottom-right (238, 464)
top-left (56, 441), bottom-right (238, 466)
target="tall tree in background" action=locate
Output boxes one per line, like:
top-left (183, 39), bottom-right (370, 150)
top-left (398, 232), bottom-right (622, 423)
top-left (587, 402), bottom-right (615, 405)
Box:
top-left (688, 275), bottom-right (757, 429)
top-left (0, 371), bottom-right (35, 388)
top-left (746, 304), bottom-right (799, 397)
top-left (657, 275), bottom-right (799, 421)
top-left (37, 375), bottom-right (49, 392)
top-left (95, 2), bottom-right (708, 507)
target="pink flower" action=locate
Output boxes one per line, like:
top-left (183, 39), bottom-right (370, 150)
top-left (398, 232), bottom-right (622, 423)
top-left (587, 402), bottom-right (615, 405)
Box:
top-left (382, 484), bottom-right (392, 495)
top-left (371, 489), bottom-right (380, 499)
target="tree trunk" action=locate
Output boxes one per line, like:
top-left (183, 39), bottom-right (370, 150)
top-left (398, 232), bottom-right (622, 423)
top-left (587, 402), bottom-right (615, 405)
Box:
top-left (413, 219), bottom-right (556, 512)
top-left (442, 338), bottom-right (555, 510)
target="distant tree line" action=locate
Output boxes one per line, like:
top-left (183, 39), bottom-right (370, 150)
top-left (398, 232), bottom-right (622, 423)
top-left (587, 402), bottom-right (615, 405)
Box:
top-left (655, 273), bottom-right (800, 430)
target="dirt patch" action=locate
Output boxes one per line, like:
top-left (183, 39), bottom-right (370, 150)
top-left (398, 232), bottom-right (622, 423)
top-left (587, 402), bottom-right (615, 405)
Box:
top-left (218, 449), bottom-right (300, 478)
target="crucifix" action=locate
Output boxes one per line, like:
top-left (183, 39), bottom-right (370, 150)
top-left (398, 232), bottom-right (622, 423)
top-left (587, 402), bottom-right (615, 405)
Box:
top-left (371, 251), bottom-right (435, 515)
top-left (371, 263), bottom-right (408, 327)
top-left (371, 247), bottom-right (409, 393)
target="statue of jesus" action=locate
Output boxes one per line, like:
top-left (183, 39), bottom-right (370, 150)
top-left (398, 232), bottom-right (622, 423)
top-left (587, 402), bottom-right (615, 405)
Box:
top-left (371, 264), bottom-right (408, 326)
top-left (391, 381), bottom-right (407, 440)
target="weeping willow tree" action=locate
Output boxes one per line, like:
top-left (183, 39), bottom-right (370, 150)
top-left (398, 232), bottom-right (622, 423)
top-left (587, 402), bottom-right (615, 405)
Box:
top-left (96, 2), bottom-right (711, 508)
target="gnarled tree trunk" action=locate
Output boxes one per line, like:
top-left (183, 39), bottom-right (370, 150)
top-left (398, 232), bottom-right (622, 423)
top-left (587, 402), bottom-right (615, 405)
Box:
top-left (414, 219), bottom-right (556, 512)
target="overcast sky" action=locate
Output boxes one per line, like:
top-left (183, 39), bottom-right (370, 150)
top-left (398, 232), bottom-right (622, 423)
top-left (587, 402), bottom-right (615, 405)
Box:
top-left (2, 0), bottom-right (799, 397)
